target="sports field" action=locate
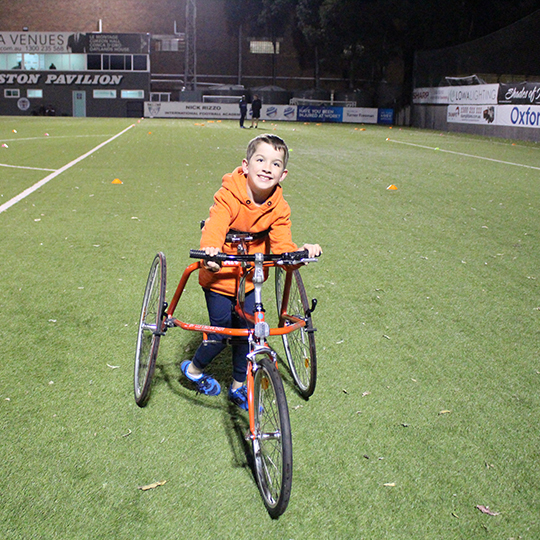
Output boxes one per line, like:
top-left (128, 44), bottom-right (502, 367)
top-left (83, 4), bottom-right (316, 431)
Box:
top-left (1, 116), bottom-right (539, 539)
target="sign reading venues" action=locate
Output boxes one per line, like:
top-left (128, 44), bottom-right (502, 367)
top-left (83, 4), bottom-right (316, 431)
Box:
top-left (0, 32), bottom-right (149, 54)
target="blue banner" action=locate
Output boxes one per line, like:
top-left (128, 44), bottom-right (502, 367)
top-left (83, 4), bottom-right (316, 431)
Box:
top-left (377, 108), bottom-right (394, 124)
top-left (297, 106), bottom-right (343, 123)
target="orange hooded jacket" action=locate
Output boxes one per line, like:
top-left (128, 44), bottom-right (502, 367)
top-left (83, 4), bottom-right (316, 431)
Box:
top-left (199, 166), bottom-right (297, 296)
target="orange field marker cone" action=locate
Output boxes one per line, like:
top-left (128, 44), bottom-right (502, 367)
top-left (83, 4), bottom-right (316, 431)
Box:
top-left (387, 184), bottom-right (398, 191)
top-left (112, 178), bottom-right (123, 184)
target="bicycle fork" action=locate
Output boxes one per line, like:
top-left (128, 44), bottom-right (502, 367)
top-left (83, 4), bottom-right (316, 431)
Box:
top-left (246, 344), bottom-right (278, 440)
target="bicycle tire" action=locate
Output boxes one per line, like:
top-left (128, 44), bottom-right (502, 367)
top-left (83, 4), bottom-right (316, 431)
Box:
top-left (251, 355), bottom-right (293, 519)
top-left (134, 252), bottom-right (167, 407)
top-left (275, 267), bottom-right (317, 398)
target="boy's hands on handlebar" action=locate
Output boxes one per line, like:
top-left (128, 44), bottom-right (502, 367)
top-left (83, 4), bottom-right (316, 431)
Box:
top-left (300, 243), bottom-right (322, 258)
top-left (202, 246), bottom-right (221, 272)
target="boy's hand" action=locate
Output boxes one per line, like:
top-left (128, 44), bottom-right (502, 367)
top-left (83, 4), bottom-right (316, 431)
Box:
top-left (202, 247), bottom-right (221, 272)
top-left (301, 243), bottom-right (322, 258)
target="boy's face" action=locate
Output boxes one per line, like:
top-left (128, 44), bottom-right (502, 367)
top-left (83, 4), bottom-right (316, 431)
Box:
top-left (242, 142), bottom-right (288, 204)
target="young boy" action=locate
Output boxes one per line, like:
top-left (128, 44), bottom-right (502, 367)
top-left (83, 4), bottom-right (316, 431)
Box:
top-left (181, 134), bottom-right (322, 410)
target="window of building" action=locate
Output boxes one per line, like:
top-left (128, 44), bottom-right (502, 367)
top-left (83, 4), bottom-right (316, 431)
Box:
top-left (27, 89), bottom-right (43, 98)
top-left (87, 55), bottom-right (102, 70)
top-left (250, 40), bottom-right (280, 54)
top-left (150, 92), bottom-right (171, 102)
top-left (4, 89), bottom-right (20, 98)
top-left (87, 54), bottom-right (148, 71)
top-left (121, 90), bottom-right (145, 99)
top-left (133, 55), bottom-right (147, 70)
top-left (0, 53), bottom-right (86, 71)
top-left (94, 90), bottom-right (117, 99)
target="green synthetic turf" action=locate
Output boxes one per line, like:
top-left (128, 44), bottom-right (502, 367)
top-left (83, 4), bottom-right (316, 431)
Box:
top-left (0, 117), bottom-right (539, 539)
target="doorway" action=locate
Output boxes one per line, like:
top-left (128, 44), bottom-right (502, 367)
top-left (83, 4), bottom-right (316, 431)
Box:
top-left (72, 91), bottom-right (86, 117)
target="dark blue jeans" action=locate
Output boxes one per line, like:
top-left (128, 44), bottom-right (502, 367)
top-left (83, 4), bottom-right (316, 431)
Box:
top-left (192, 288), bottom-right (255, 384)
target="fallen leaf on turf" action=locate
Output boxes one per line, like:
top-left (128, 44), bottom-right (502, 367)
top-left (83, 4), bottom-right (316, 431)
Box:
top-left (107, 364), bottom-right (120, 369)
top-left (362, 391), bottom-right (371, 397)
top-left (439, 410), bottom-right (452, 415)
top-left (342, 389), bottom-right (348, 394)
top-left (138, 480), bottom-right (167, 491)
top-left (476, 505), bottom-right (500, 516)
top-left (383, 483), bottom-right (396, 487)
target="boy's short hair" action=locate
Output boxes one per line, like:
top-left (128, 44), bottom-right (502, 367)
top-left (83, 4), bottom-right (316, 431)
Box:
top-left (246, 134), bottom-right (289, 169)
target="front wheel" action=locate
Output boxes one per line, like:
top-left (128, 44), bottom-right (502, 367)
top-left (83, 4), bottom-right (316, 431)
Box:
top-left (251, 355), bottom-right (293, 518)
top-left (134, 252), bottom-right (167, 407)
top-left (275, 267), bottom-right (317, 398)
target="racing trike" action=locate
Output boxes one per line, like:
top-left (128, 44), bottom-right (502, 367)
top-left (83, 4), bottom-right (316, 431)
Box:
top-left (133, 231), bottom-right (319, 518)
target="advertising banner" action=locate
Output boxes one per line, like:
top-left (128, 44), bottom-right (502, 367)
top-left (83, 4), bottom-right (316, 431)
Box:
top-left (447, 104), bottom-right (496, 124)
top-left (377, 108), bottom-right (394, 124)
top-left (145, 101), bottom-right (393, 125)
top-left (413, 84), bottom-right (498, 105)
top-left (498, 82), bottom-right (540, 105)
top-left (496, 105), bottom-right (540, 128)
top-left (448, 85), bottom-right (498, 105)
top-left (297, 105), bottom-right (343, 123)
top-left (145, 102), bottom-right (239, 119)
top-left (258, 104), bottom-right (297, 122)
top-left (145, 102), bottom-right (297, 121)
top-left (342, 107), bottom-right (378, 124)
top-left (447, 104), bottom-right (540, 129)
top-left (412, 87), bottom-right (451, 104)
top-left (0, 32), bottom-right (149, 54)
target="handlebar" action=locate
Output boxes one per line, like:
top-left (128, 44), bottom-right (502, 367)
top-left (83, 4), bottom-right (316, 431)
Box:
top-left (189, 249), bottom-right (319, 265)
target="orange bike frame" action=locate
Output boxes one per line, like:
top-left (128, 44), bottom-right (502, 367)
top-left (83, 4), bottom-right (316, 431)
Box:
top-left (164, 260), bottom-right (305, 337)
top-left (164, 257), bottom-right (303, 437)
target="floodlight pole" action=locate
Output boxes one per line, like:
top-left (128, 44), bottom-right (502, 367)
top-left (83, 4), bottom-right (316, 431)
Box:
top-left (185, 0), bottom-right (197, 90)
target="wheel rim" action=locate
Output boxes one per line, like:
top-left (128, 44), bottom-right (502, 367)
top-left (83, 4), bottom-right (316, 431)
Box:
top-left (134, 256), bottom-right (163, 400)
top-left (276, 268), bottom-right (315, 394)
top-left (253, 367), bottom-right (285, 508)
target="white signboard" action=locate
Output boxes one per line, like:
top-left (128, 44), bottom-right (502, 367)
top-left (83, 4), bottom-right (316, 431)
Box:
top-left (447, 104), bottom-right (496, 124)
top-left (342, 107), bottom-right (378, 124)
top-left (145, 102), bottom-right (297, 121)
top-left (447, 104), bottom-right (540, 129)
top-left (414, 85), bottom-right (498, 105)
top-left (0, 32), bottom-right (72, 53)
top-left (412, 87), bottom-right (451, 105)
top-left (496, 105), bottom-right (540, 129)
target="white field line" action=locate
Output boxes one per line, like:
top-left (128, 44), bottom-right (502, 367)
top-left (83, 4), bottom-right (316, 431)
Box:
top-left (388, 139), bottom-right (540, 171)
top-left (0, 134), bottom-right (115, 143)
top-left (0, 124), bottom-right (134, 215)
top-left (0, 163), bottom-right (57, 172)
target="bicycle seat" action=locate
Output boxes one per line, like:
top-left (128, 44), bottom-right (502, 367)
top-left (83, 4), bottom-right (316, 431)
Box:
top-left (200, 220), bottom-right (270, 243)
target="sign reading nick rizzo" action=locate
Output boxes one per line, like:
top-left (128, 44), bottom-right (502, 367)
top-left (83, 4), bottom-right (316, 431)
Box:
top-left (498, 82), bottom-right (540, 105)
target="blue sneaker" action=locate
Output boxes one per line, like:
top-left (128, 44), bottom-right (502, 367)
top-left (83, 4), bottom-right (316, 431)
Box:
top-left (228, 384), bottom-right (248, 410)
top-left (181, 360), bottom-right (221, 396)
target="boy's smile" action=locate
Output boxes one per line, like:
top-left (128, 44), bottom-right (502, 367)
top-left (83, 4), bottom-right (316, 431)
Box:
top-left (242, 142), bottom-right (288, 205)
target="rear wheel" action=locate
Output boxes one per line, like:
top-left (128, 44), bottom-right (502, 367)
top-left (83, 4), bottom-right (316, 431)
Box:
top-left (275, 267), bottom-right (317, 398)
top-left (134, 252), bottom-right (167, 407)
top-left (251, 355), bottom-right (293, 519)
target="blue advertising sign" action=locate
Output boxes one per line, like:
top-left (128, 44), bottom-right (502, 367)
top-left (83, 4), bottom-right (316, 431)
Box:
top-left (377, 108), bottom-right (394, 124)
top-left (297, 106), bottom-right (343, 123)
